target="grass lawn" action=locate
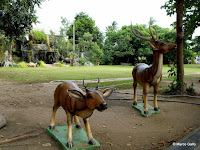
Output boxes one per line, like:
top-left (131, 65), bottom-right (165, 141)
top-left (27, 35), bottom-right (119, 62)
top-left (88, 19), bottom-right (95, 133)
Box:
top-left (0, 65), bottom-right (133, 83)
top-left (0, 64), bottom-right (199, 85)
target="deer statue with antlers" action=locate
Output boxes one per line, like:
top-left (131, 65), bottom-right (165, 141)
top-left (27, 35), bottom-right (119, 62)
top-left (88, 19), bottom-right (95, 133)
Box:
top-left (131, 24), bottom-right (177, 114)
top-left (49, 78), bottom-right (113, 148)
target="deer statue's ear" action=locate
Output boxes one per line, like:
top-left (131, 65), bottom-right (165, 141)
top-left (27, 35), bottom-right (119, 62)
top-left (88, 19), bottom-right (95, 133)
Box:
top-left (102, 88), bottom-right (113, 98)
top-left (67, 90), bottom-right (85, 102)
top-left (149, 42), bottom-right (159, 50)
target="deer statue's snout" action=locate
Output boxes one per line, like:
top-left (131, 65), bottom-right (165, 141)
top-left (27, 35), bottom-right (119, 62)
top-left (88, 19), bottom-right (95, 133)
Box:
top-left (97, 102), bottom-right (107, 111)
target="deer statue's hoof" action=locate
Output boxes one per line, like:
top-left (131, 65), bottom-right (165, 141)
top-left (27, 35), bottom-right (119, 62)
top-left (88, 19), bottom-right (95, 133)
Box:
top-left (76, 125), bottom-right (81, 129)
top-left (49, 125), bottom-right (55, 130)
top-left (154, 107), bottom-right (159, 111)
top-left (144, 111), bottom-right (149, 114)
top-left (89, 139), bottom-right (96, 145)
top-left (67, 141), bottom-right (73, 148)
top-left (133, 101), bottom-right (137, 105)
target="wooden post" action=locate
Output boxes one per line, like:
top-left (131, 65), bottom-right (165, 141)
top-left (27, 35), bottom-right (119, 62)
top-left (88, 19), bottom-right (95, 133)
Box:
top-left (176, 0), bottom-right (185, 94)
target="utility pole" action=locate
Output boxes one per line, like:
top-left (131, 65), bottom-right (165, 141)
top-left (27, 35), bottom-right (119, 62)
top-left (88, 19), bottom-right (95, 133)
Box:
top-left (71, 21), bottom-right (75, 66)
top-left (176, 0), bottom-right (185, 94)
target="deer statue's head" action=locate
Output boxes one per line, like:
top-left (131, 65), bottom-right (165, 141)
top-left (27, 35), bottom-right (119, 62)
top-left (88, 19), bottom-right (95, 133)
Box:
top-left (67, 78), bottom-right (113, 111)
top-left (131, 24), bottom-right (177, 53)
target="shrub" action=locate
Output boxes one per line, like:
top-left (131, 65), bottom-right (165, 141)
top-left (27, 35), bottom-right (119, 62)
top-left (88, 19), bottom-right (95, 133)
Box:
top-left (31, 30), bottom-right (47, 44)
top-left (56, 61), bottom-right (64, 67)
top-left (186, 83), bottom-right (196, 95)
top-left (78, 57), bottom-right (87, 65)
top-left (40, 61), bottom-right (46, 67)
top-left (18, 62), bottom-right (28, 68)
top-left (36, 61), bottom-right (46, 67)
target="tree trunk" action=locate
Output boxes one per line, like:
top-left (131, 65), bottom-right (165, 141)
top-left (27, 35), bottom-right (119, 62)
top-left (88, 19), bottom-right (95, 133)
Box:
top-left (71, 21), bottom-right (75, 66)
top-left (176, 0), bottom-right (185, 94)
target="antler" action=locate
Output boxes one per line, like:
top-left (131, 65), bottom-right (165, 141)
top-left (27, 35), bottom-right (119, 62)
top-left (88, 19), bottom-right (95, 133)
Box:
top-left (95, 78), bottom-right (100, 90)
top-left (131, 23), bottom-right (159, 42)
top-left (149, 25), bottom-right (156, 41)
top-left (131, 23), bottom-right (151, 41)
top-left (155, 28), bottom-right (159, 41)
top-left (149, 25), bottom-right (159, 41)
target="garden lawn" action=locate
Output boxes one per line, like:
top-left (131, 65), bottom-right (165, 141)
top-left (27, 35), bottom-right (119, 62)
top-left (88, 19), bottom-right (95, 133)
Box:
top-left (0, 65), bottom-right (199, 84)
top-left (0, 65), bottom-right (133, 83)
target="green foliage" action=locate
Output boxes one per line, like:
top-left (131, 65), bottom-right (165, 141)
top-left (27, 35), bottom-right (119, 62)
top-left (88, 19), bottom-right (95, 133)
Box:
top-left (78, 57), bottom-right (87, 65)
top-left (167, 64), bottom-right (176, 77)
top-left (191, 36), bottom-right (200, 55)
top-left (66, 12), bottom-right (103, 46)
top-left (36, 61), bottom-right (45, 67)
top-left (87, 42), bottom-right (104, 65)
top-left (164, 64), bottom-right (197, 95)
top-left (40, 61), bottom-right (46, 67)
top-left (31, 30), bottom-right (47, 44)
top-left (0, 0), bottom-right (43, 40)
top-left (161, 0), bottom-right (200, 40)
top-left (18, 62), bottom-right (28, 68)
top-left (12, 55), bottom-right (21, 63)
top-left (186, 83), bottom-right (196, 95)
top-left (103, 24), bottom-right (153, 65)
top-left (56, 61), bottom-right (64, 67)
top-left (106, 21), bottom-right (118, 32)
top-left (0, 32), bottom-right (10, 53)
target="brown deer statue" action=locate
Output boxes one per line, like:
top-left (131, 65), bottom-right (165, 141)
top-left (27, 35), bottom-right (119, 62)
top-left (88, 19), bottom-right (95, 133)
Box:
top-left (131, 24), bottom-right (177, 114)
top-left (49, 78), bottom-right (113, 148)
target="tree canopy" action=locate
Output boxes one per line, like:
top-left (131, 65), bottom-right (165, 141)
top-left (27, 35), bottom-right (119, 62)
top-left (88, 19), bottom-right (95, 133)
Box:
top-left (66, 12), bottom-right (103, 47)
top-left (0, 0), bottom-right (43, 40)
top-left (102, 23), bottom-right (178, 65)
top-left (161, 0), bottom-right (200, 39)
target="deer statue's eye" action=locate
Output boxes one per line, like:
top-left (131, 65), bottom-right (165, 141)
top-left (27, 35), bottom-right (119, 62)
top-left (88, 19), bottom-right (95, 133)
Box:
top-left (87, 93), bottom-right (93, 99)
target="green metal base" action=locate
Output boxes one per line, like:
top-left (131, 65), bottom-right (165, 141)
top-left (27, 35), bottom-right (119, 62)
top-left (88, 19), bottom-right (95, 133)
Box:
top-left (47, 126), bottom-right (100, 150)
top-left (132, 103), bottom-right (160, 117)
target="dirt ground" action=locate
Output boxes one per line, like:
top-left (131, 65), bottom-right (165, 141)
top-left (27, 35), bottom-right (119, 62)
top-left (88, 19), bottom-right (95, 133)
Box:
top-left (0, 79), bottom-right (200, 150)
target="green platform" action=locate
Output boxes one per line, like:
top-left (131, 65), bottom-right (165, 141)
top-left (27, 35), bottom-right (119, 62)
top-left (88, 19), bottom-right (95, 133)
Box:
top-left (47, 126), bottom-right (100, 150)
top-left (132, 103), bottom-right (160, 117)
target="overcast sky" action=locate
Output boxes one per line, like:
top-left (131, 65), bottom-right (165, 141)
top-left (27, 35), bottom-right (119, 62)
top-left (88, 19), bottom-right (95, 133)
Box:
top-left (33, 0), bottom-right (200, 37)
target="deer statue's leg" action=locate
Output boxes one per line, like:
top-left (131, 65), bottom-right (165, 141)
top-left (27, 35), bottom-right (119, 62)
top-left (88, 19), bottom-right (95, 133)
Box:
top-left (143, 83), bottom-right (150, 114)
top-left (74, 115), bottom-right (81, 128)
top-left (50, 104), bottom-right (60, 129)
top-left (83, 118), bottom-right (95, 145)
top-left (133, 81), bottom-right (138, 105)
top-left (66, 112), bottom-right (73, 148)
top-left (153, 82), bottom-right (160, 111)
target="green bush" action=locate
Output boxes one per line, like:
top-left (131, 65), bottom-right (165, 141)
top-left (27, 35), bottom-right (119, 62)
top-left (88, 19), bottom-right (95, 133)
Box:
top-left (31, 30), bottom-right (47, 44)
top-left (57, 61), bottom-right (64, 67)
top-left (78, 57), bottom-right (87, 65)
top-left (12, 55), bottom-right (21, 63)
top-left (186, 83), bottom-right (196, 95)
top-left (40, 61), bottom-right (46, 67)
top-left (36, 61), bottom-right (46, 67)
top-left (18, 62), bottom-right (28, 68)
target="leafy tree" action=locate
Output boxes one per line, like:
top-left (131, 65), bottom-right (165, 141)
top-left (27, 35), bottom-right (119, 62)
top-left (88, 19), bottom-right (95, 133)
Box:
top-left (87, 42), bottom-right (104, 65)
top-left (58, 17), bottom-right (72, 57)
top-left (103, 24), bottom-right (154, 65)
top-left (103, 23), bottom-right (179, 65)
top-left (106, 21), bottom-right (118, 32)
top-left (162, 0), bottom-right (188, 94)
top-left (191, 36), bottom-right (200, 55)
top-left (66, 12), bottom-right (103, 47)
top-left (78, 32), bottom-right (103, 64)
top-left (0, 0), bottom-right (44, 54)
top-left (148, 17), bottom-right (157, 26)
top-left (161, 0), bottom-right (200, 40)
